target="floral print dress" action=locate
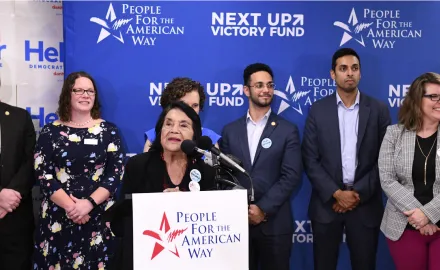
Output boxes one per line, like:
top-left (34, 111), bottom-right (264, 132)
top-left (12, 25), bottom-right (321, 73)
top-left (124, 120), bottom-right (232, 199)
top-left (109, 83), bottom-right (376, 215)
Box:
top-left (33, 121), bottom-right (124, 270)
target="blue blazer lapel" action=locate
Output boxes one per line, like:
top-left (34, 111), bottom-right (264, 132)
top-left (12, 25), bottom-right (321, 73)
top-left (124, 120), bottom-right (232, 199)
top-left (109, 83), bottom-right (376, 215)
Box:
top-left (252, 113), bottom-right (278, 166)
top-left (327, 95), bottom-right (343, 181)
top-left (356, 95), bottom-right (370, 153)
top-left (238, 116), bottom-right (252, 171)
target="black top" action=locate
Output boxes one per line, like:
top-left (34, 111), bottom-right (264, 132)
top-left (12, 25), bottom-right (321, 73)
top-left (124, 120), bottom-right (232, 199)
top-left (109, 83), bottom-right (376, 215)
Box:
top-left (409, 131), bottom-right (438, 230)
top-left (106, 150), bottom-right (216, 270)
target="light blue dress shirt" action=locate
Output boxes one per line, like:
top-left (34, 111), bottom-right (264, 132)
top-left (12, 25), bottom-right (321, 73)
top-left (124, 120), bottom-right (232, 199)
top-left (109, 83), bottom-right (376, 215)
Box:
top-left (336, 91), bottom-right (360, 185)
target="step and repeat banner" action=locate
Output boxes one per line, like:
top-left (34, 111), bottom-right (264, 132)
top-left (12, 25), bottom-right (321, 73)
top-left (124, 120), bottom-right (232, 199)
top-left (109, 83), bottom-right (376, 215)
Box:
top-left (0, 0), bottom-right (434, 269)
top-left (0, 0), bottom-right (63, 130)
top-left (0, 0), bottom-right (63, 226)
top-left (63, 1), bottom-right (440, 269)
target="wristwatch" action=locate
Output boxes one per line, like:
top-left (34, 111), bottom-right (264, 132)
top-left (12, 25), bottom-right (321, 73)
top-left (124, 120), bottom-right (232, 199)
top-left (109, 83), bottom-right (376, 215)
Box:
top-left (87, 196), bottom-right (98, 209)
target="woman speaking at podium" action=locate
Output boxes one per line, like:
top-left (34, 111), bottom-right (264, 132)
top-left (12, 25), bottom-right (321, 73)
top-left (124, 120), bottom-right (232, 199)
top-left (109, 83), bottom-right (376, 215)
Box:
top-left (107, 101), bottom-right (216, 270)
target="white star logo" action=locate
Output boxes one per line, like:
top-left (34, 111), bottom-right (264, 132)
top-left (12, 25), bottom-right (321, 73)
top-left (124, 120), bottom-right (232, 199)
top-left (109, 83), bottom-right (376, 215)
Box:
top-left (333, 8), bottom-right (373, 47)
top-left (273, 76), bottom-right (310, 115)
top-left (90, 3), bottom-right (133, 44)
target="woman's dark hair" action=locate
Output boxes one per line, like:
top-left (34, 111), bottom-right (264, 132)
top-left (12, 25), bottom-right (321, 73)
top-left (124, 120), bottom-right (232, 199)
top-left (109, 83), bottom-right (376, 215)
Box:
top-left (399, 72), bottom-right (440, 131)
top-left (57, 71), bottom-right (101, 122)
top-left (150, 101), bottom-right (202, 153)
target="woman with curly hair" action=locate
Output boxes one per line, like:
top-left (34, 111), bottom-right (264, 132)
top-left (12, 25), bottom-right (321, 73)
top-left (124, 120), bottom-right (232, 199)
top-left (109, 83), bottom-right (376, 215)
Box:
top-left (143, 77), bottom-right (221, 152)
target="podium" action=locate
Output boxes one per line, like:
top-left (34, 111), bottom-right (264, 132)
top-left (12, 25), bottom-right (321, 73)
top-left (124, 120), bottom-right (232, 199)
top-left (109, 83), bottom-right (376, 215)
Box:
top-left (108, 189), bottom-right (249, 270)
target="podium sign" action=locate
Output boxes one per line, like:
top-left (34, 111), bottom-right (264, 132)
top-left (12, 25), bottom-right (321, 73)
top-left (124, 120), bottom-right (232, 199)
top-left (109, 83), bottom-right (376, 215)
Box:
top-left (132, 190), bottom-right (249, 270)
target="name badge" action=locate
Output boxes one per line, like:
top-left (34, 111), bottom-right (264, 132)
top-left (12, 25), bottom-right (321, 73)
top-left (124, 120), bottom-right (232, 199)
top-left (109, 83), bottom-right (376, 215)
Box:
top-left (84, 138), bottom-right (98, 145)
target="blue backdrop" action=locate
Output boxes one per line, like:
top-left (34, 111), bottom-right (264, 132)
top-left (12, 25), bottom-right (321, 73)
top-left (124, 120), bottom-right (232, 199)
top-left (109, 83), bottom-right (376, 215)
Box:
top-left (63, 1), bottom-right (440, 269)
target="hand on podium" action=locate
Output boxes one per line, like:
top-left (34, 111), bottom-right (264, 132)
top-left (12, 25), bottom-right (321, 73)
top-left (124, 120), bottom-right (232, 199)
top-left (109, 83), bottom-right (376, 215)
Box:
top-left (163, 187), bottom-right (180, 192)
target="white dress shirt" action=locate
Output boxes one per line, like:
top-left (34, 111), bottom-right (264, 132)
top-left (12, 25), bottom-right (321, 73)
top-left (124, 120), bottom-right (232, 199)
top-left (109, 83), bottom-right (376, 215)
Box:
top-left (246, 108), bottom-right (271, 164)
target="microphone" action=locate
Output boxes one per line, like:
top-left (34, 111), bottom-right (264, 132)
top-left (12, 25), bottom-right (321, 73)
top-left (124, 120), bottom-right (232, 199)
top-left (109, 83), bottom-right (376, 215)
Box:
top-left (181, 140), bottom-right (207, 156)
top-left (197, 136), bottom-right (255, 202)
top-left (180, 139), bottom-right (247, 192)
top-left (197, 136), bottom-right (246, 174)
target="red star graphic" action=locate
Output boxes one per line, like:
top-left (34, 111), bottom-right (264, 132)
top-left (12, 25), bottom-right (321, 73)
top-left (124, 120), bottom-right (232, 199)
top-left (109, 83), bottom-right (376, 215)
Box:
top-left (143, 212), bottom-right (188, 260)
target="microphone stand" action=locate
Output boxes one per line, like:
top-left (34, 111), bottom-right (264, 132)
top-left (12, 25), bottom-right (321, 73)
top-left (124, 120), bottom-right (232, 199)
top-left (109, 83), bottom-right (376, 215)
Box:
top-left (212, 154), bottom-right (223, 191)
top-left (211, 154), bottom-right (254, 205)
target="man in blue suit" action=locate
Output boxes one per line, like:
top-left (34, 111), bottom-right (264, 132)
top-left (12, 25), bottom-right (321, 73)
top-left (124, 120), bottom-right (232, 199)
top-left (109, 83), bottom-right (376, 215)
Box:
top-left (302, 48), bottom-right (391, 270)
top-left (219, 63), bottom-right (302, 270)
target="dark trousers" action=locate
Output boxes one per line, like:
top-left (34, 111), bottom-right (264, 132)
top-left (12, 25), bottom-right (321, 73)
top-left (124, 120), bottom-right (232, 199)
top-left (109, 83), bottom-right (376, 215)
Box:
top-left (249, 225), bottom-right (292, 270)
top-left (0, 230), bottom-right (33, 270)
top-left (312, 210), bottom-right (379, 270)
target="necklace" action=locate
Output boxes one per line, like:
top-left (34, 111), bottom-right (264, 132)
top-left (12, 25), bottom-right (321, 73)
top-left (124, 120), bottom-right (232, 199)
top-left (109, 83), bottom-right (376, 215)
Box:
top-left (416, 135), bottom-right (437, 185)
top-left (69, 117), bottom-right (93, 127)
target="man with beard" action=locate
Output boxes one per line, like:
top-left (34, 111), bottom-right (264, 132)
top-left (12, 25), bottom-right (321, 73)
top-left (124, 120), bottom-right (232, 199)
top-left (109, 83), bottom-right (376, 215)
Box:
top-left (219, 63), bottom-right (302, 270)
top-left (302, 48), bottom-right (391, 270)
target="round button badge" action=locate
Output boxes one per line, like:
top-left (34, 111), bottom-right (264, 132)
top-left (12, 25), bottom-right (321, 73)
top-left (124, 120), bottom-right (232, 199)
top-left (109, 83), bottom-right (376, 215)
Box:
top-left (261, 138), bottom-right (272, 149)
top-left (189, 180), bottom-right (200, 192)
top-left (190, 169), bottom-right (201, 183)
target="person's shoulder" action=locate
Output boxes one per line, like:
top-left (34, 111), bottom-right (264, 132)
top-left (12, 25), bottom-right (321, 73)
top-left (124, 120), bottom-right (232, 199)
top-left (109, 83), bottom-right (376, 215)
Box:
top-left (386, 123), bottom-right (405, 134)
top-left (0, 102), bottom-right (31, 119)
top-left (145, 127), bottom-right (156, 141)
top-left (361, 92), bottom-right (387, 108)
top-left (202, 127), bottom-right (217, 135)
top-left (202, 127), bottom-right (221, 143)
top-left (126, 152), bottom-right (156, 169)
top-left (306, 94), bottom-right (336, 117)
top-left (100, 120), bottom-right (119, 129)
top-left (40, 120), bottom-right (63, 132)
top-left (271, 114), bottom-right (298, 132)
top-left (222, 117), bottom-right (243, 132)
top-left (312, 93), bottom-right (336, 108)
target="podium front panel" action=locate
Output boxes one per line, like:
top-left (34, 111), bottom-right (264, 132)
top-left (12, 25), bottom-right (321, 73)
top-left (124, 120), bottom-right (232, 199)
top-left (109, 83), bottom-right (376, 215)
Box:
top-left (132, 190), bottom-right (249, 270)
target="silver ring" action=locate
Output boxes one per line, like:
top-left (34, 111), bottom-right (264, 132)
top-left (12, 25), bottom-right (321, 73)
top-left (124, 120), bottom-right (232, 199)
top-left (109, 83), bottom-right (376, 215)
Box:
top-left (413, 224), bottom-right (417, 228)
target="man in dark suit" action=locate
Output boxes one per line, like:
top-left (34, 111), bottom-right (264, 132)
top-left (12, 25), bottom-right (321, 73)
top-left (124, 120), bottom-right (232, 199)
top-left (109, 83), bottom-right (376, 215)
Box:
top-left (0, 80), bottom-right (36, 270)
top-left (219, 63), bottom-right (302, 270)
top-left (302, 48), bottom-right (391, 270)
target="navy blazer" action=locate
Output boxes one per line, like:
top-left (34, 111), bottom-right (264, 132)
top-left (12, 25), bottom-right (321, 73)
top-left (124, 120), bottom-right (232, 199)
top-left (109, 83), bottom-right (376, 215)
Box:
top-left (219, 112), bottom-right (302, 235)
top-left (302, 93), bottom-right (391, 227)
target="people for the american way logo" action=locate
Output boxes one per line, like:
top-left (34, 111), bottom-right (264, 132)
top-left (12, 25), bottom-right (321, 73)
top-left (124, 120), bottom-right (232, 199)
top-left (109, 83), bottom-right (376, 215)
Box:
top-left (143, 212), bottom-right (188, 260)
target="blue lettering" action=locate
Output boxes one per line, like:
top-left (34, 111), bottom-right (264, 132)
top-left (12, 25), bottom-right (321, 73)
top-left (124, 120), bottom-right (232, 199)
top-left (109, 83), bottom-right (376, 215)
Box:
top-left (188, 248), bottom-right (213, 259)
top-left (26, 107), bottom-right (58, 127)
top-left (181, 234), bottom-right (241, 246)
top-left (191, 223), bottom-right (214, 234)
top-left (0, 44), bottom-right (6, 58)
top-left (25, 40), bottom-right (64, 63)
top-left (176, 212), bottom-right (217, 223)
top-left (177, 212), bottom-right (184, 223)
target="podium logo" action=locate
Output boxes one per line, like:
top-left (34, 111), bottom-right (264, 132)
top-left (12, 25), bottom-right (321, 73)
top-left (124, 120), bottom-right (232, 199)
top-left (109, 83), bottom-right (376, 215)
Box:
top-left (142, 210), bottom-right (242, 261)
top-left (143, 212), bottom-right (188, 260)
